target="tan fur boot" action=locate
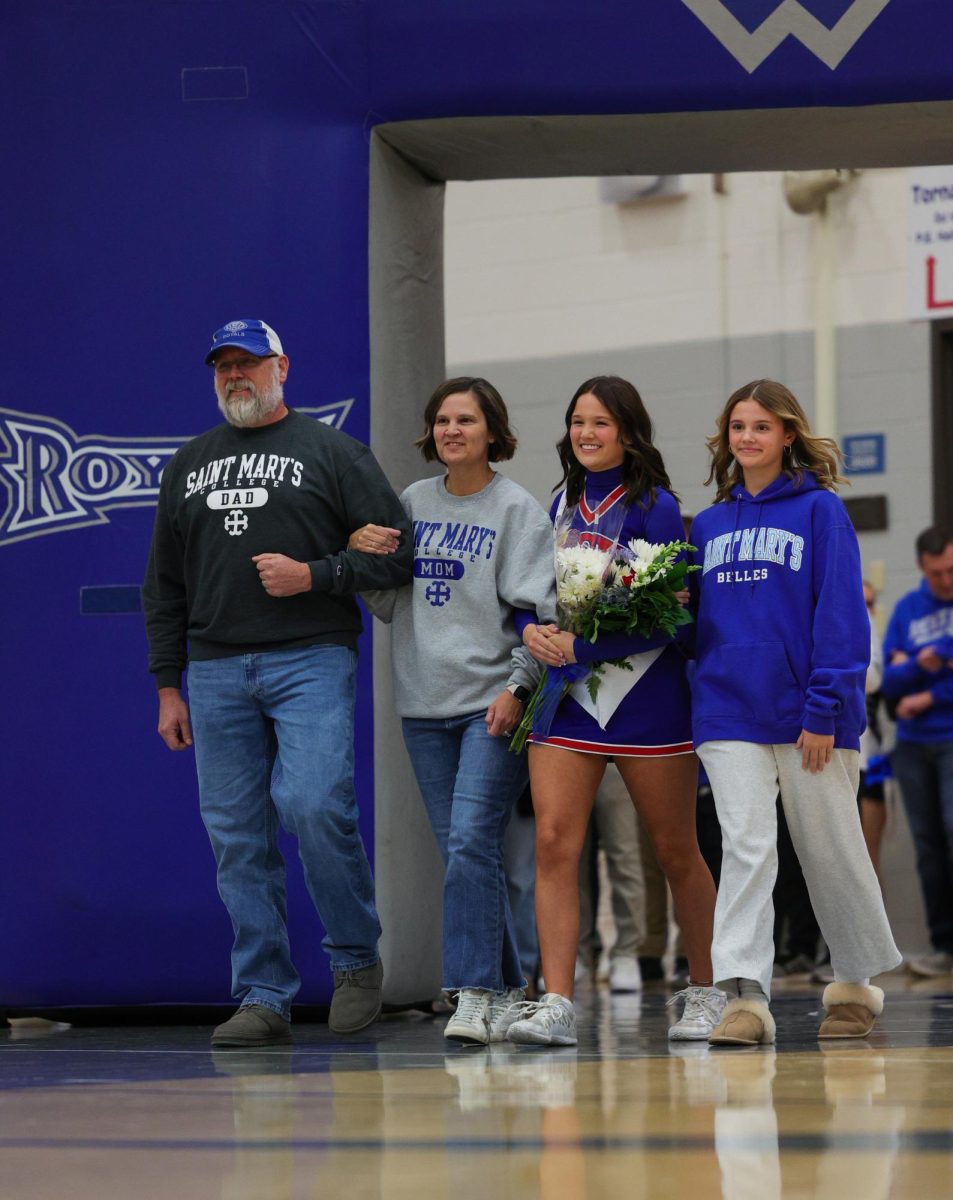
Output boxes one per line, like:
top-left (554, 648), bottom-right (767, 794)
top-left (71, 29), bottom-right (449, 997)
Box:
top-left (818, 983), bottom-right (884, 1039)
top-left (708, 997), bottom-right (776, 1046)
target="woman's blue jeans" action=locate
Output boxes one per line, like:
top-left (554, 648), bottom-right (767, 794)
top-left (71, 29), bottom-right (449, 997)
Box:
top-left (188, 646), bottom-right (381, 1020)
top-left (402, 711), bottom-right (527, 993)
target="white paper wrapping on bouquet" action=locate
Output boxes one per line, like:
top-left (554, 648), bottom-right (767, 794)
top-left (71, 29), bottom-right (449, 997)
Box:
top-left (568, 648), bottom-right (664, 730)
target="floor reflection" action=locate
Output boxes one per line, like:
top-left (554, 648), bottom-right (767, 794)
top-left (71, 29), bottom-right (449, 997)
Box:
top-left (2, 982), bottom-right (953, 1199)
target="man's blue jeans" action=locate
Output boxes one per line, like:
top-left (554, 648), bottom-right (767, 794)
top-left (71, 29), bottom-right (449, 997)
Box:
top-left (892, 739), bottom-right (953, 954)
top-left (188, 646), bottom-right (381, 1019)
top-left (402, 711), bottom-right (527, 993)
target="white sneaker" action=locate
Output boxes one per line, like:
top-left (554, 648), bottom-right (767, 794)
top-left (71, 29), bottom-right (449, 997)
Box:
top-left (444, 989), bottom-right (491, 1044)
top-left (609, 955), bottom-right (642, 993)
top-left (445, 1045), bottom-right (577, 1110)
top-left (506, 993), bottom-right (577, 1046)
top-left (487, 988), bottom-right (526, 1042)
top-left (907, 950), bottom-right (953, 978)
top-left (495, 1048), bottom-right (579, 1108)
top-left (443, 1052), bottom-right (492, 1110)
top-left (667, 986), bottom-right (726, 1041)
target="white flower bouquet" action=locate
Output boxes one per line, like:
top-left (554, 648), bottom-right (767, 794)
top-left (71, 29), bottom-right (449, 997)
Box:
top-left (510, 534), bottom-right (697, 752)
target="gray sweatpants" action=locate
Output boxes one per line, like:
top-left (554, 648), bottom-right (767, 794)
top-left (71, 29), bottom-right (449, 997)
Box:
top-left (697, 741), bottom-right (901, 1000)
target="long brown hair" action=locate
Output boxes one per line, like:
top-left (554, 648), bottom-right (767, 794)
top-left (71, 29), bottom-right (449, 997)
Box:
top-left (705, 379), bottom-right (845, 503)
top-left (555, 375), bottom-right (677, 508)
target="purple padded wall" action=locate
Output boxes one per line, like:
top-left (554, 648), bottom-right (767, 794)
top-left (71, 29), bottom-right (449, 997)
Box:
top-left (3, 0), bottom-right (953, 1007)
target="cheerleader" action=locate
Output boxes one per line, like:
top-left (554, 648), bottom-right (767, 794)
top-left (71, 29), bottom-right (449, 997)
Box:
top-left (507, 376), bottom-right (720, 1047)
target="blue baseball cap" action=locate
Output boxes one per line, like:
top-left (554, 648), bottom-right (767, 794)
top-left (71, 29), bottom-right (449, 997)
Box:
top-left (205, 319), bottom-right (284, 364)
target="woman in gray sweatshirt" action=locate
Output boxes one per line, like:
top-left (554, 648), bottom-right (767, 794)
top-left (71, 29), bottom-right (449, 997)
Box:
top-left (353, 377), bottom-right (557, 1046)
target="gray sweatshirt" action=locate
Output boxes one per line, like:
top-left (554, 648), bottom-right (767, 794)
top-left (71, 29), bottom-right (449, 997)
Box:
top-left (362, 472), bottom-right (557, 718)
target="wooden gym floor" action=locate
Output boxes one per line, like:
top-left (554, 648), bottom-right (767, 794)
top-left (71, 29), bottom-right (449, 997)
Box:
top-left (2, 975), bottom-right (951, 1199)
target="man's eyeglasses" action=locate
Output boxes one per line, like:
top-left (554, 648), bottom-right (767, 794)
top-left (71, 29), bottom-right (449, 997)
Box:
top-left (212, 355), bottom-right (276, 375)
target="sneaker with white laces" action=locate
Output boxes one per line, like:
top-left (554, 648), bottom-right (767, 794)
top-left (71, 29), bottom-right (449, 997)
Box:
top-left (487, 987), bottom-right (526, 1043)
top-left (609, 955), bottom-right (642, 993)
top-left (667, 986), bottom-right (726, 1042)
top-left (506, 992), bottom-right (577, 1046)
top-left (444, 989), bottom-right (491, 1044)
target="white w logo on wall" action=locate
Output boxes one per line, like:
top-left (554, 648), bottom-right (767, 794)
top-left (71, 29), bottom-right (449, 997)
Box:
top-left (681, 0), bottom-right (890, 72)
top-left (0, 400), bottom-right (354, 547)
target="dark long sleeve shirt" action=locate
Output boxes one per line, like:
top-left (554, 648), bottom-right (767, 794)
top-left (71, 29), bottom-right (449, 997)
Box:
top-left (143, 408), bottom-right (412, 689)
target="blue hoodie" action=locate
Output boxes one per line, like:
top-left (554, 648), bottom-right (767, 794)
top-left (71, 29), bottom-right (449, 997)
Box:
top-left (690, 472), bottom-right (869, 751)
top-left (882, 579), bottom-right (953, 744)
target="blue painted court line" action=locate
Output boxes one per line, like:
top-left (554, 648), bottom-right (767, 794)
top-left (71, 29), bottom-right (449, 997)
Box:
top-left (0, 1131), bottom-right (945, 1154)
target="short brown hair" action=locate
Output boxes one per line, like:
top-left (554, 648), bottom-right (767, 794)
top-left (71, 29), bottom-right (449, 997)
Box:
top-left (916, 526), bottom-right (953, 560)
top-left (414, 377), bottom-right (517, 463)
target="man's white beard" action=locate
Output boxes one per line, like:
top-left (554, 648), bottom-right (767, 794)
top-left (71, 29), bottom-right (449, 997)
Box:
top-left (216, 373), bottom-right (284, 427)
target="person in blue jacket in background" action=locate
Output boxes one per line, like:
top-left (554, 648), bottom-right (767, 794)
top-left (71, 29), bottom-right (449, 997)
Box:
top-left (882, 525), bottom-right (953, 979)
top-left (690, 379), bottom-right (900, 1046)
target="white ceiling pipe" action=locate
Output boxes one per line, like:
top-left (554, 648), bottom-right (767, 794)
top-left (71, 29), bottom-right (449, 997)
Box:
top-left (782, 170), bottom-right (861, 442)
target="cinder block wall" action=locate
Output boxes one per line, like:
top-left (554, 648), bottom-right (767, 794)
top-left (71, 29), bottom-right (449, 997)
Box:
top-left (445, 171), bottom-right (932, 958)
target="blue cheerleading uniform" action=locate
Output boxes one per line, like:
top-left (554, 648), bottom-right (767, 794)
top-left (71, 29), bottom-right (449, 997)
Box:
top-left (530, 465), bottom-right (693, 757)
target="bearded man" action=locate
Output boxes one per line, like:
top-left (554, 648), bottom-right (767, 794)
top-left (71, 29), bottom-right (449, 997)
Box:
top-left (143, 319), bottom-right (412, 1045)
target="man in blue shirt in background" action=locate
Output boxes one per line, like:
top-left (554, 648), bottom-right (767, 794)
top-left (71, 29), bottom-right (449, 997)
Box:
top-left (883, 525), bottom-right (953, 978)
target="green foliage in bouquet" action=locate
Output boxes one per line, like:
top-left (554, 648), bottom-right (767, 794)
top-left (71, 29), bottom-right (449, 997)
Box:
top-left (509, 539), bottom-right (698, 752)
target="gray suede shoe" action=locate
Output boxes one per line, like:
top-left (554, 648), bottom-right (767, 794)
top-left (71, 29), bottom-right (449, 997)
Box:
top-left (211, 1004), bottom-right (291, 1047)
top-left (329, 960), bottom-right (383, 1033)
